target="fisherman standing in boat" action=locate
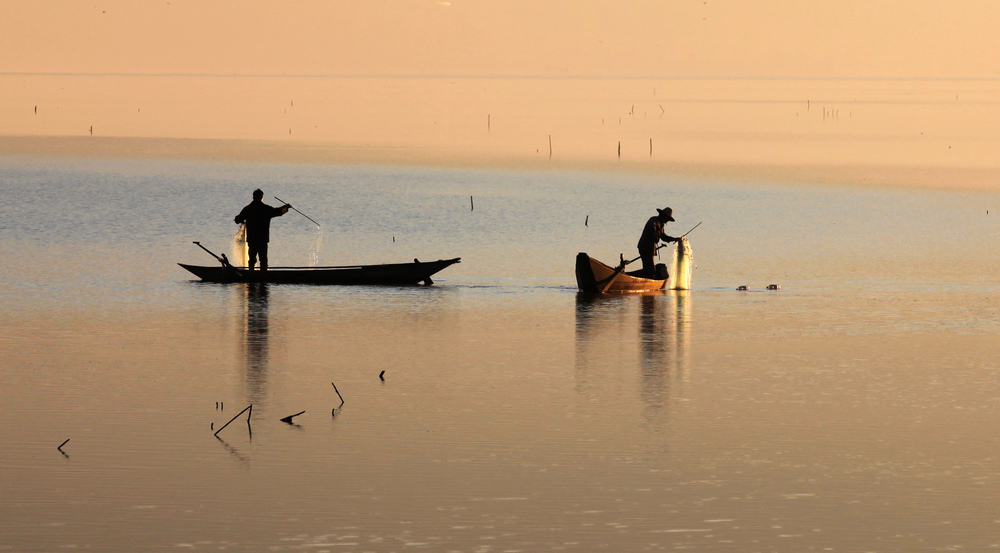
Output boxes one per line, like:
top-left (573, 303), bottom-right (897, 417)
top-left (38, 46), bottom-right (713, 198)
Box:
top-left (636, 207), bottom-right (679, 278)
top-left (234, 189), bottom-right (291, 272)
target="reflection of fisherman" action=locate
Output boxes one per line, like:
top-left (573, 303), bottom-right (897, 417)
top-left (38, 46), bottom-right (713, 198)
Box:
top-left (234, 189), bottom-right (290, 272)
top-left (636, 207), bottom-right (679, 278)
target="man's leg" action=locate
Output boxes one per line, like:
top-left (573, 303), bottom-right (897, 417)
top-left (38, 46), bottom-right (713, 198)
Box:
top-left (259, 244), bottom-right (269, 272)
top-left (639, 247), bottom-right (655, 279)
top-left (247, 245), bottom-right (259, 271)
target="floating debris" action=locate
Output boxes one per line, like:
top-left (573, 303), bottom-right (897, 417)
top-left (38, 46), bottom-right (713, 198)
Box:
top-left (767, 284), bottom-right (781, 290)
top-left (737, 285), bottom-right (749, 291)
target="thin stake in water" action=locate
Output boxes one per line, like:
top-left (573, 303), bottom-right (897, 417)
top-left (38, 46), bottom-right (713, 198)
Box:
top-left (214, 404), bottom-right (252, 437)
top-left (331, 382), bottom-right (345, 417)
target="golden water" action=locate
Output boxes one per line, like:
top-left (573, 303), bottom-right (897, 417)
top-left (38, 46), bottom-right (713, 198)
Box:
top-left (5, 76), bottom-right (1000, 550)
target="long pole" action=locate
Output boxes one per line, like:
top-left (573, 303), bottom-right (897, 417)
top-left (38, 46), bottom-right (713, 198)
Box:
top-left (679, 221), bottom-right (702, 238)
top-left (274, 196), bottom-right (321, 227)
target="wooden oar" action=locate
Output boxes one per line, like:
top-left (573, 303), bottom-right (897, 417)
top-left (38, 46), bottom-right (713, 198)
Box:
top-left (600, 270), bottom-right (623, 293)
top-left (274, 196), bottom-right (320, 227)
top-left (193, 241), bottom-right (246, 279)
top-left (193, 241), bottom-right (231, 267)
top-left (600, 254), bottom-right (628, 293)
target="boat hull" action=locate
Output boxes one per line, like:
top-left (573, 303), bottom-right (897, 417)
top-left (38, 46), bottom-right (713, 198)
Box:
top-left (179, 258), bottom-right (460, 285)
top-left (575, 252), bottom-right (667, 293)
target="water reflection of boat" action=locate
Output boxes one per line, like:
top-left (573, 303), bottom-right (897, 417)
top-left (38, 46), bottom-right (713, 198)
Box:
top-left (575, 291), bottom-right (691, 429)
top-left (243, 282), bottom-right (269, 407)
top-left (575, 252), bottom-right (667, 293)
top-left (638, 292), bottom-right (691, 400)
top-left (179, 257), bottom-right (461, 285)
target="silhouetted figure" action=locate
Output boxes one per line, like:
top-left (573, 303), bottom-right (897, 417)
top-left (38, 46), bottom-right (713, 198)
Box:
top-left (234, 189), bottom-right (290, 271)
top-left (636, 207), bottom-right (678, 279)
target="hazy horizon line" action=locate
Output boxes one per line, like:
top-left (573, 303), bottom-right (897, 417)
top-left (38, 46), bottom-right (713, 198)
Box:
top-left (4, 72), bottom-right (1000, 82)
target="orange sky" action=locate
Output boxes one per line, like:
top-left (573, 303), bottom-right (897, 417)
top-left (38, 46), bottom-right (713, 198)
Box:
top-left (4, 1), bottom-right (1000, 79)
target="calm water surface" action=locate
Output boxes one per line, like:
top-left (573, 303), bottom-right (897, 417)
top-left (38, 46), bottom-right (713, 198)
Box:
top-left (3, 157), bottom-right (1000, 552)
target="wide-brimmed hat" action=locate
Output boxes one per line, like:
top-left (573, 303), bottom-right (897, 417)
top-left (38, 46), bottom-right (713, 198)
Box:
top-left (656, 207), bottom-right (675, 221)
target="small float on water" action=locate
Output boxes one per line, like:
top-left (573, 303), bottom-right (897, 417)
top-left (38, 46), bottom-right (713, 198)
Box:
top-left (180, 242), bottom-right (460, 285)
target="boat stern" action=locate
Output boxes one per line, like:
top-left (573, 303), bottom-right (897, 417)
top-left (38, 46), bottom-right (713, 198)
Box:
top-left (575, 252), bottom-right (600, 293)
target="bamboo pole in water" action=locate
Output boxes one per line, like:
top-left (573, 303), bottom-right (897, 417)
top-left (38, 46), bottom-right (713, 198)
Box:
top-left (214, 405), bottom-right (252, 437)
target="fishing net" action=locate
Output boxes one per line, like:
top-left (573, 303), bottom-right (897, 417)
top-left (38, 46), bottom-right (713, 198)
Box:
top-left (309, 226), bottom-right (324, 267)
top-left (232, 223), bottom-right (249, 268)
top-left (670, 237), bottom-right (693, 290)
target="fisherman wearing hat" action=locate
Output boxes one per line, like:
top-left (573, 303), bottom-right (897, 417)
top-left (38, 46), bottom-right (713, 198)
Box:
top-left (234, 189), bottom-right (291, 272)
top-left (636, 207), bottom-right (679, 279)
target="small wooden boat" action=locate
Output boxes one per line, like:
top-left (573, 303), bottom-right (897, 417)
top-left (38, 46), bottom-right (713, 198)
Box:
top-left (575, 252), bottom-right (667, 293)
top-left (179, 257), bottom-right (461, 285)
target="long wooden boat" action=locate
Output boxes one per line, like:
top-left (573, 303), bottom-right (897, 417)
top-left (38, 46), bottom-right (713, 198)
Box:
top-left (179, 257), bottom-right (461, 285)
top-left (575, 252), bottom-right (667, 293)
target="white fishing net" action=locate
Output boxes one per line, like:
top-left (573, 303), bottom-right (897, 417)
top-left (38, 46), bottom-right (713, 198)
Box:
top-left (670, 237), bottom-right (693, 290)
top-left (309, 226), bottom-right (323, 267)
top-left (232, 223), bottom-right (249, 268)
